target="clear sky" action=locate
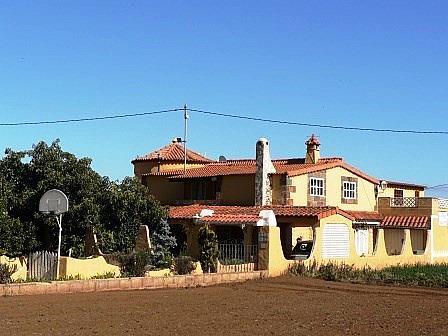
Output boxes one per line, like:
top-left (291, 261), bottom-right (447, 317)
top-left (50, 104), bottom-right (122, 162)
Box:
top-left (1, 1), bottom-right (447, 192)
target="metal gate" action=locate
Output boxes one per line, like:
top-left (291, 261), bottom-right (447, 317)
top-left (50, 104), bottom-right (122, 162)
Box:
top-left (218, 244), bottom-right (258, 273)
top-left (28, 251), bottom-right (58, 281)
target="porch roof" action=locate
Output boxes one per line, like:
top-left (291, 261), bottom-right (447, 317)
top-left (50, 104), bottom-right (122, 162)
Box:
top-left (381, 216), bottom-right (430, 229)
top-left (168, 204), bottom-right (356, 224)
top-left (346, 211), bottom-right (382, 222)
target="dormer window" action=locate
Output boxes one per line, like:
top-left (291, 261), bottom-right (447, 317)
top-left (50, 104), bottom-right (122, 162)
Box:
top-left (310, 178), bottom-right (325, 196)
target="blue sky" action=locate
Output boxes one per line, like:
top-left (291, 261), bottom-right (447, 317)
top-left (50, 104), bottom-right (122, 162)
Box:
top-left (1, 1), bottom-right (447, 192)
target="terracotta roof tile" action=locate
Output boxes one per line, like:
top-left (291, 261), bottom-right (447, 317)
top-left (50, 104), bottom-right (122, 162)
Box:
top-left (384, 180), bottom-right (426, 190)
top-left (346, 211), bottom-right (383, 222)
top-left (381, 216), bottom-right (429, 229)
top-left (168, 204), bottom-right (355, 222)
top-left (133, 142), bottom-right (213, 163)
top-left (200, 214), bottom-right (260, 225)
top-left (155, 157), bottom-right (373, 181)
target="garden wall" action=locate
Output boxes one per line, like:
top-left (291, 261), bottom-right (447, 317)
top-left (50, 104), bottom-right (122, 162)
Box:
top-left (0, 271), bottom-right (267, 297)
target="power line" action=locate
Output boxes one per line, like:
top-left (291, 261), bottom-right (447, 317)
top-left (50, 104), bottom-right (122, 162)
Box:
top-left (0, 109), bottom-right (180, 126)
top-left (426, 184), bottom-right (448, 189)
top-left (188, 108), bottom-right (448, 135)
top-left (1, 106), bottom-right (448, 135)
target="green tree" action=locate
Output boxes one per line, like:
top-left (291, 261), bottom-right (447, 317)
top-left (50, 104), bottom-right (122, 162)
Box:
top-left (198, 224), bottom-right (219, 273)
top-left (0, 140), bottom-right (175, 260)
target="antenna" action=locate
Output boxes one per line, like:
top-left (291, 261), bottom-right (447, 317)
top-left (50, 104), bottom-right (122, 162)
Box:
top-left (183, 104), bottom-right (189, 174)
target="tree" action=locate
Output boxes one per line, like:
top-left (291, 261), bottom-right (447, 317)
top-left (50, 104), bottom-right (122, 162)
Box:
top-left (198, 224), bottom-right (219, 273)
top-left (0, 140), bottom-right (175, 260)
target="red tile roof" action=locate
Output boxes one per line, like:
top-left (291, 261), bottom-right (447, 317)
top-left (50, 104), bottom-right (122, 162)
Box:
top-left (346, 211), bottom-right (383, 222)
top-left (381, 216), bottom-right (429, 229)
top-left (200, 214), bottom-right (261, 225)
top-left (384, 180), bottom-right (426, 190)
top-left (169, 204), bottom-right (355, 222)
top-left (145, 156), bottom-right (378, 184)
top-left (132, 142), bottom-right (213, 164)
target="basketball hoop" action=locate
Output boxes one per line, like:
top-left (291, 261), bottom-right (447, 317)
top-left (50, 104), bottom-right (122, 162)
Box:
top-left (39, 189), bottom-right (69, 279)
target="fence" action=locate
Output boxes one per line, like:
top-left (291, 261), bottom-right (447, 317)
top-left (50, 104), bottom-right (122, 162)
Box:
top-left (218, 244), bottom-right (258, 273)
top-left (28, 251), bottom-right (58, 281)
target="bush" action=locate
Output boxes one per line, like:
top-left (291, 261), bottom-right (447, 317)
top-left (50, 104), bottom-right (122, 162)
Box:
top-left (0, 263), bottom-right (17, 284)
top-left (90, 271), bottom-right (117, 279)
top-left (198, 225), bottom-right (218, 273)
top-left (289, 261), bottom-right (448, 288)
top-left (117, 251), bottom-right (152, 277)
top-left (173, 256), bottom-right (196, 275)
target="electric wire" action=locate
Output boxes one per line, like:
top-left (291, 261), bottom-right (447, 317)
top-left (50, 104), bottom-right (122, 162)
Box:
top-left (1, 106), bottom-right (448, 135)
top-left (188, 108), bottom-right (448, 135)
top-left (0, 109), bottom-right (180, 126)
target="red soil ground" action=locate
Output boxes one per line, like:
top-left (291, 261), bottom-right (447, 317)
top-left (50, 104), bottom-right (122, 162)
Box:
top-left (1, 276), bottom-right (448, 335)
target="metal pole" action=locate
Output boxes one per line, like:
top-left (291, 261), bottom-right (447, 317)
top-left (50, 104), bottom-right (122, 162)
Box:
top-left (56, 213), bottom-right (62, 279)
top-left (183, 104), bottom-right (188, 174)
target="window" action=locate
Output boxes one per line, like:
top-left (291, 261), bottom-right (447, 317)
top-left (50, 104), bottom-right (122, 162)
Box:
top-left (343, 181), bottom-right (357, 199)
top-left (310, 178), bottom-right (324, 196)
top-left (394, 189), bottom-right (404, 198)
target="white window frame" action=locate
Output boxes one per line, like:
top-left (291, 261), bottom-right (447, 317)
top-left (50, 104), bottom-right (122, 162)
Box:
top-left (310, 177), bottom-right (325, 196)
top-left (342, 181), bottom-right (357, 199)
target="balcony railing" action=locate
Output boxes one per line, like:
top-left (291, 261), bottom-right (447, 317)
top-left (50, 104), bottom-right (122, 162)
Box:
top-left (390, 197), bottom-right (417, 207)
top-left (439, 198), bottom-right (448, 209)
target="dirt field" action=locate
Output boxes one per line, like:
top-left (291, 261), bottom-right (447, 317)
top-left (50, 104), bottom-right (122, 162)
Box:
top-left (1, 276), bottom-right (448, 336)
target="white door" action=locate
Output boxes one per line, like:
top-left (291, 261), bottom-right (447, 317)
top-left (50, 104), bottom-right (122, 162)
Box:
top-left (355, 228), bottom-right (369, 256)
top-left (322, 224), bottom-right (349, 258)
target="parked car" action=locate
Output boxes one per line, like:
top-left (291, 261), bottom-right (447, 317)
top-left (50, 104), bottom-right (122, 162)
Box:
top-left (290, 240), bottom-right (313, 260)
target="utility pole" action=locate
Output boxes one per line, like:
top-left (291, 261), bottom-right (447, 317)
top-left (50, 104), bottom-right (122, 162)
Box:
top-left (183, 104), bottom-right (189, 174)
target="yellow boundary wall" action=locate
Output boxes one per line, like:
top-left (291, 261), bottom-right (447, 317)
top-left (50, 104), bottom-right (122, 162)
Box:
top-left (0, 255), bottom-right (27, 281)
top-left (261, 222), bottom-right (447, 277)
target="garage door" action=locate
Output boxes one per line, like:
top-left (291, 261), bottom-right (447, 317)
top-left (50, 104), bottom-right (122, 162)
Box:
top-left (322, 224), bottom-right (349, 258)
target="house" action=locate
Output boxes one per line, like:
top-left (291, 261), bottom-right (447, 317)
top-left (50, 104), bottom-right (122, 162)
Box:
top-left (133, 136), bottom-right (448, 275)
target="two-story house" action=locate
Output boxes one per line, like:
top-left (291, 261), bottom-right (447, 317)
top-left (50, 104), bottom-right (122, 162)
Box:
top-left (133, 136), bottom-right (448, 273)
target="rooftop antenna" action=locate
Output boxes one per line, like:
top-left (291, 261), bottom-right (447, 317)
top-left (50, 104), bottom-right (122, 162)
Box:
top-left (183, 104), bottom-right (189, 174)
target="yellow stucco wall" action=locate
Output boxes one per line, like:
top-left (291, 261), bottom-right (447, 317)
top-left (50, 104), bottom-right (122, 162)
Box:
top-left (384, 229), bottom-right (405, 255)
top-left (59, 256), bottom-right (120, 279)
top-left (134, 160), bottom-right (205, 176)
top-left (145, 175), bottom-right (184, 205)
top-left (0, 255), bottom-right (27, 281)
top-left (220, 175), bottom-right (255, 205)
top-left (288, 167), bottom-right (376, 211)
top-left (326, 167), bottom-right (376, 211)
top-left (289, 174), bottom-right (308, 206)
top-left (261, 213), bottom-right (448, 276)
top-left (380, 187), bottom-right (424, 198)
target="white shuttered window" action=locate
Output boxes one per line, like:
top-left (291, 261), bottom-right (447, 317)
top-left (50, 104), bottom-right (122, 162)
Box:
top-left (310, 178), bottom-right (324, 196)
top-left (322, 224), bottom-right (349, 258)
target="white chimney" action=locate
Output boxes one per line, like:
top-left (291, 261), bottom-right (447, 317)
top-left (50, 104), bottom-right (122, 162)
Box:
top-left (255, 138), bottom-right (276, 206)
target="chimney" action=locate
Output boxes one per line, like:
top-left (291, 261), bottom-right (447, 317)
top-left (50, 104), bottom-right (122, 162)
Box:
top-left (255, 138), bottom-right (276, 206)
top-left (305, 134), bottom-right (320, 164)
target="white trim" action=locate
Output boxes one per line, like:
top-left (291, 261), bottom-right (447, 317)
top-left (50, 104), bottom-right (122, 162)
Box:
top-left (433, 251), bottom-right (448, 258)
top-left (353, 221), bottom-right (380, 226)
top-left (431, 215), bottom-right (437, 263)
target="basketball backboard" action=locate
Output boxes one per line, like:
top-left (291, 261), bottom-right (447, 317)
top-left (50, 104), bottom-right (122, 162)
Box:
top-left (39, 189), bottom-right (69, 215)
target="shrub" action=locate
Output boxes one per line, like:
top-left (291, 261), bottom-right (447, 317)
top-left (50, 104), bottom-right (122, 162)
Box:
top-left (0, 263), bottom-right (17, 284)
top-left (117, 251), bottom-right (152, 277)
top-left (173, 256), bottom-right (196, 275)
top-left (198, 225), bottom-right (218, 273)
top-left (90, 271), bottom-right (117, 279)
